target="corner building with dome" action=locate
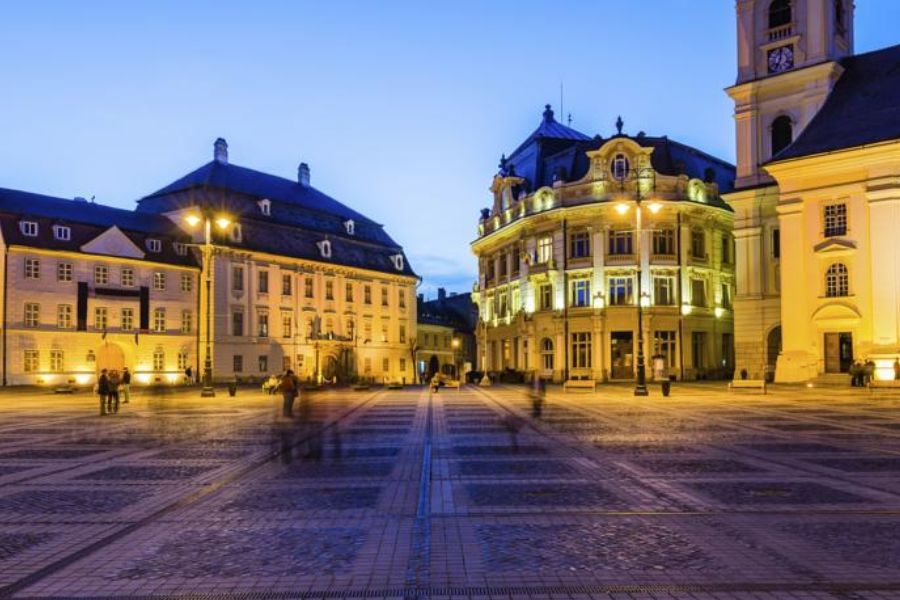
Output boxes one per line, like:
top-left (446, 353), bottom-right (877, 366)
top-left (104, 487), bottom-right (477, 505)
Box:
top-left (471, 107), bottom-right (737, 384)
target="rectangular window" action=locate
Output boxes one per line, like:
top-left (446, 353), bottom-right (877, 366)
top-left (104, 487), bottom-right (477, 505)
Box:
top-left (539, 283), bottom-right (553, 310)
top-left (345, 282), bottom-right (354, 302)
top-left (282, 356), bottom-right (291, 371)
top-left (399, 324), bottom-right (407, 343)
top-left (608, 230), bottom-right (634, 255)
top-left (258, 312), bottom-right (269, 337)
top-left (121, 308), bottom-right (134, 331)
top-left (721, 283), bottom-right (732, 309)
top-left (24, 258), bottom-right (40, 280)
top-left (364, 357), bottom-right (372, 373)
top-left (232, 310), bottom-right (244, 336)
top-left (381, 322), bottom-right (388, 343)
top-left (233, 354), bottom-right (243, 372)
top-left (608, 277), bottom-right (634, 306)
top-left (153, 350), bottom-right (165, 371)
top-left (537, 236), bottom-right (553, 263)
top-left (652, 229), bottom-right (676, 256)
top-left (691, 279), bottom-right (707, 307)
top-left (653, 275), bottom-right (675, 306)
top-left (57, 262), bottom-right (73, 282)
top-left (181, 273), bottom-right (193, 292)
top-left (94, 265), bottom-right (109, 285)
top-left (232, 265), bottom-right (244, 292)
top-left (721, 234), bottom-right (732, 264)
top-left (400, 358), bottom-right (407, 373)
top-left (282, 274), bottom-right (292, 296)
top-left (178, 351), bottom-right (189, 371)
top-left (23, 349), bottom-right (39, 373)
top-left (258, 355), bottom-right (268, 373)
top-left (381, 287), bottom-right (388, 306)
top-left (824, 203), bottom-right (847, 237)
top-left (772, 228), bottom-right (781, 259)
top-left (364, 321), bottom-right (372, 341)
top-left (691, 331), bottom-right (708, 369)
top-left (570, 332), bottom-right (592, 369)
top-left (383, 357), bottom-right (389, 373)
top-left (153, 308), bottom-right (166, 332)
top-left (121, 267), bottom-right (135, 287)
top-left (569, 231), bottom-right (591, 258)
top-left (690, 230), bottom-right (706, 259)
top-left (49, 349), bottom-right (64, 373)
top-left (95, 307), bottom-right (108, 330)
top-left (398, 289), bottom-right (406, 308)
top-left (498, 290), bottom-right (509, 316)
top-left (57, 304), bottom-right (72, 329)
top-left (258, 270), bottom-right (268, 294)
top-left (498, 253), bottom-right (507, 277)
top-left (153, 272), bottom-right (166, 290)
top-left (326, 280), bottom-right (334, 300)
top-left (20, 221), bottom-right (38, 237)
top-left (304, 278), bottom-right (314, 298)
top-left (181, 310), bottom-right (192, 334)
top-left (653, 330), bottom-right (677, 371)
top-left (282, 312), bottom-right (292, 338)
top-left (570, 279), bottom-right (591, 307)
top-left (24, 303), bottom-right (40, 327)
top-left (364, 285), bottom-right (372, 304)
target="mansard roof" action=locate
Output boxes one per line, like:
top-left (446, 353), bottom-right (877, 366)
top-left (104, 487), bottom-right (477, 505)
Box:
top-left (0, 187), bottom-right (196, 267)
top-left (773, 44), bottom-right (900, 161)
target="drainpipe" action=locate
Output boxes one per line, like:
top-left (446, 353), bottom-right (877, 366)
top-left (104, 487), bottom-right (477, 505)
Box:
top-left (677, 211), bottom-right (685, 381)
top-left (2, 246), bottom-right (7, 386)
top-left (562, 219), bottom-right (569, 382)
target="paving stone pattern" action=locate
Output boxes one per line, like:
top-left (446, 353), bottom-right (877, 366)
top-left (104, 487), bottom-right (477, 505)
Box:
top-left (0, 383), bottom-right (899, 599)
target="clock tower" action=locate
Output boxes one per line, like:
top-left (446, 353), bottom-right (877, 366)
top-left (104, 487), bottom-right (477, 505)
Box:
top-left (728, 0), bottom-right (854, 188)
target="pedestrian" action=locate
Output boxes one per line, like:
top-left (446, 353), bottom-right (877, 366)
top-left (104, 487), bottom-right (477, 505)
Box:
top-left (864, 359), bottom-right (876, 387)
top-left (278, 369), bottom-right (299, 418)
top-left (108, 370), bottom-right (120, 414)
top-left (121, 367), bottom-right (131, 404)
top-left (850, 361), bottom-right (862, 387)
top-left (185, 365), bottom-right (193, 385)
top-left (97, 369), bottom-right (110, 416)
top-left (894, 358), bottom-right (900, 381)
top-left (531, 377), bottom-right (545, 418)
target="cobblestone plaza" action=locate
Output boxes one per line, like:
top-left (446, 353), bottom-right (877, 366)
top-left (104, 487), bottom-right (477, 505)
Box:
top-left (0, 384), bottom-right (899, 599)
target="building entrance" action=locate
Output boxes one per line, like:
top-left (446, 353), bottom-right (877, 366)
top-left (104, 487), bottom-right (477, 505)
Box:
top-left (824, 332), bottom-right (853, 373)
top-left (610, 332), bottom-right (634, 380)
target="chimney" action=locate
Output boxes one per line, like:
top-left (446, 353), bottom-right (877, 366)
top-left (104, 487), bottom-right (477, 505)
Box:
top-left (438, 287), bottom-right (446, 301)
top-left (417, 293), bottom-right (424, 303)
top-left (214, 138), bottom-right (228, 164)
top-left (298, 162), bottom-right (310, 186)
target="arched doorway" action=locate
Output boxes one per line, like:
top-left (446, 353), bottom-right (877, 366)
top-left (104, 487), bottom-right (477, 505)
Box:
top-left (428, 355), bottom-right (439, 378)
top-left (96, 342), bottom-right (126, 374)
top-left (766, 326), bottom-right (782, 382)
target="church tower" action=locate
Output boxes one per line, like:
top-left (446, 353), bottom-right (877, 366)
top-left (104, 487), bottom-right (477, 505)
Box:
top-left (729, 0), bottom-right (854, 188)
top-left (724, 0), bottom-right (855, 381)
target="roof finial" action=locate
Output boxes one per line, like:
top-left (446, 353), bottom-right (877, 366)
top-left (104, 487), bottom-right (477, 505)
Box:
top-left (542, 104), bottom-right (554, 122)
top-left (498, 154), bottom-right (508, 175)
top-left (214, 137), bottom-right (229, 164)
top-left (615, 116), bottom-right (624, 135)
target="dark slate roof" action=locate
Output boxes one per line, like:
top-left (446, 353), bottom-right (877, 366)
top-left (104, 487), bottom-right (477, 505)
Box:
top-left (418, 293), bottom-right (477, 332)
top-left (0, 188), bottom-right (197, 267)
top-left (774, 44), bottom-right (900, 161)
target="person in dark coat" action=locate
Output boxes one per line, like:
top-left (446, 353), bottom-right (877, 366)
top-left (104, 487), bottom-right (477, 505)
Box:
top-left (108, 370), bottom-right (120, 413)
top-left (278, 369), bottom-right (299, 418)
top-left (97, 369), bottom-right (110, 416)
top-left (121, 367), bottom-right (131, 403)
top-left (894, 358), bottom-right (900, 381)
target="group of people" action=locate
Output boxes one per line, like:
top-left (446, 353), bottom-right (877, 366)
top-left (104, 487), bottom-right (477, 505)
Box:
top-left (96, 367), bottom-right (131, 415)
top-left (850, 358), bottom-right (900, 387)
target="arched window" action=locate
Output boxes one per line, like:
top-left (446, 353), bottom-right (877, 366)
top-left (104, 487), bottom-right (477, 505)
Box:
top-left (825, 263), bottom-right (849, 297)
top-left (611, 154), bottom-right (630, 181)
top-left (540, 338), bottom-right (554, 370)
top-left (834, 0), bottom-right (845, 32)
top-left (768, 0), bottom-right (792, 28)
top-left (771, 115), bottom-right (793, 156)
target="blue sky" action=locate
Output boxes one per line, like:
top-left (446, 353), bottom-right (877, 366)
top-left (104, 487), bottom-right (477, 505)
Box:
top-left (2, 1), bottom-right (898, 298)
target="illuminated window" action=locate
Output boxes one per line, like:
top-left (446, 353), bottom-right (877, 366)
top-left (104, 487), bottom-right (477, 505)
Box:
top-left (653, 331), bottom-right (677, 369)
top-left (540, 338), bottom-right (554, 370)
top-left (24, 258), bottom-right (40, 279)
top-left (94, 265), bottom-right (109, 285)
top-left (824, 203), bottom-right (847, 237)
top-left (23, 350), bottom-right (39, 373)
top-left (537, 236), bottom-right (553, 263)
top-left (538, 283), bottom-right (553, 310)
top-left (57, 304), bottom-right (73, 329)
top-left (121, 308), bottom-right (134, 331)
top-left (57, 262), bottom-right (73, 282)
top-left (825, 263), bottom-right (849, 297)
top-left (153, 348), bottom-right (164, 371)
top-left (570, 332), bottom-right (592, 369)
top-left (49, 349), bottom-right (64, 373)
top-left (153, 308), bottom-right (166, 332)
top-left (608, 230), bottom-right (633, 256)
top-left (95, 307), bottom-right (108, 330)
top-left (153, 272), bottom-right (166, 291)
top-left (257, 311), bottom-right (269, 337)
top-left (121, 267), bottom-right (135, 287)
top-left (653, 276), bottom-right (675, 306)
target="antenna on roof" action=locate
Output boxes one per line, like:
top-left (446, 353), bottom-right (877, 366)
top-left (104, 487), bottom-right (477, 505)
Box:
top-left (559, 81), bottom-right (564, 126)
top-left (567, 113), bottom-right (573, 127)
top-left (90, 195), bottom-right (95, 203)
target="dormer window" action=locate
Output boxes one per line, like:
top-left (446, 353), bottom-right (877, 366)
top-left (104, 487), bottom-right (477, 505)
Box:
top-left (612, 154), bottom-right (630, 181)
top-left (173, 242), bottom-right (187, 256)
top-left (391, 254), bottom-right (404, 271)
top-left (258, 199), bottom-right (271, 216)
top-left (229, 224), bottom-right (242, 243)
top-left (147, 239), bottom-right (162, 253)
top-left (52, 225), bottom-right (71, 241)
top-left (317, 239), bottom-right (332, 259)
top-left (20, 221), bottom-right (38, 237)
top-left (343, 219), bottom-right (355, 236)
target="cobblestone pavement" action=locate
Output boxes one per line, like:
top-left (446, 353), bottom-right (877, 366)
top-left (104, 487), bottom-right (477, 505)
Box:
top-left (0, 384), bottom-right (899, 599)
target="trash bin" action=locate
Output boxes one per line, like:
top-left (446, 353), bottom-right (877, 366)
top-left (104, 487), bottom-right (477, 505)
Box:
top-left (661, 381), bottom-right (671, 397)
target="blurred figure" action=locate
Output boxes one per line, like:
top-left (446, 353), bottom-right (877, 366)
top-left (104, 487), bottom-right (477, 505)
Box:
top-left (121, 367), bottom-right (131, 404)
top-left (97, 369), bottom-right (110, 416)
top-left (501, 413), bottom-right (525, 453)
top-left (278, 369), bottom-right (299, 417)
top-left (531, 377), bottom-right (545, 418)
top-left (108, 370), bottom-right (120, 414)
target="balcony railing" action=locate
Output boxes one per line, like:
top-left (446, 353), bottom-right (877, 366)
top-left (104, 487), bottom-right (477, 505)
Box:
top-left (768, 23), bottom-right (793, 41)
top-left (605, 253), bottom-right (636, 266)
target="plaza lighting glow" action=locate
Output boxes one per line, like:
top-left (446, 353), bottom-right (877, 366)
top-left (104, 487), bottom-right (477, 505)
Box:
top-left (681, 303), bottom-right (693, 316)
top-left (615, 203), bottom-right (629, 215)
top-left (592, 295), bottom-right (605, 309)
top-left (873, 358), bottom-right (896, 381)
top-left (136, 373), bottom-right (152, 384)
top-left (215, 216), bottom-right (232, 230)
top-left (166, 373), bottom-right (180, 384)
top-left (184, 214), bottom-right (201, 228)
top-left (714, 307), bottom-right (725, 318)
top-left (640, 293), bottom-right (651, 308)
top-left (647, 202), bottom-right (662, 214)
top-left (74, 374), bottom-right (91, 385)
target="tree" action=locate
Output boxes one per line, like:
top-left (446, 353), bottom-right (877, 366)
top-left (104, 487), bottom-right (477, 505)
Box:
top-left (408, 336), bottom-right (420, 383)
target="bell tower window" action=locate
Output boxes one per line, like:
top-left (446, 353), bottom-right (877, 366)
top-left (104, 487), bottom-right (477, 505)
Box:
top-left (768, 0), bottom-right (792, 29)
top-left (771, 116), bottom-right (793, 157)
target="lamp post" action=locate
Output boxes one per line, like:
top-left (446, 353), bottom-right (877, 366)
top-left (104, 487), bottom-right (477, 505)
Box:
top-left (451, 337), bottom-right (460, 379)
top-left (185, 211), bottom-right (232, 397)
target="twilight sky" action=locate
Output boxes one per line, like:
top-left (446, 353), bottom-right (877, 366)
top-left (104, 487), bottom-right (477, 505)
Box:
top-left (2, 1), bottom-right (898, 298)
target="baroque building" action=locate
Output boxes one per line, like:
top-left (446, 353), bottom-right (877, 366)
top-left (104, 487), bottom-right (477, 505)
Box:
top-left (472, 108), bottom-right (736, 383)
top-left (726, 0), bottom-right (900, 382)
top-left (0, 139), bottom-right (417, 387)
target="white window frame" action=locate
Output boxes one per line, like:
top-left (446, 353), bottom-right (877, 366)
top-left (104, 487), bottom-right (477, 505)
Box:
top-left (121, 267), bottom-right (135, 287)
top-left (94, 265), bottom-right (109, 285)
top-left (153, 308), bottom-right (166, 333)
top-left (52, 225), bottom-right (71, 241)
top-left (153, 272), bottom-right (166, 291)
top-left (24, 258), bottom-right (40, 280)
top-left (20, 221), bottom-right (38, 237)
top-left (57, 262), bottom-right (73, 282)
top-left (146, 239), bottom-right (162, 253)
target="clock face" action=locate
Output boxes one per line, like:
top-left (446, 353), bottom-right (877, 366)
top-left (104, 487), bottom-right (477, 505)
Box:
top-left (768, 45), bottom-right (794, 74)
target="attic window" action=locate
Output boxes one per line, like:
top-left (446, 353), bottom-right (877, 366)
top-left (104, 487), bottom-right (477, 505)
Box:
top-left (317, 239), bottom-right (332, 259)
top-left (229, 224), bottom-right (242, 243)
top-left (173, 242), bottom-right (187, 256)
top-left (258, 199), bottom-right (271, 216)
top-left (147, 239), bottom-right (162, 253)
top-left (391, 254), bottom-right (404, 271)
top-left (20, 221), bottom-right (38, 237)
top-left (612, 154), bottom-right (630, 181)
top-left (344, 219), bottom-right (355, 235)
top-left (53, 225), bottom-right (71, 241)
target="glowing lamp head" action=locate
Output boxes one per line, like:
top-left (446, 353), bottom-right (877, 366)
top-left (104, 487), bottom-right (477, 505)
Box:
top-left (714, 307), bottom-right (725, 319)
top-left (647, 202), bottom-right (662, 214)
top-left (640, 293), bottom-right (651, 308)
top-left (215, 216), bottom-right (232, 230)
top-left (185, 214), bottom-right (201, 228)
top-left (615, 203), bottom-right (629, 216)
top-left (681, 303), bottom-right (693, 316)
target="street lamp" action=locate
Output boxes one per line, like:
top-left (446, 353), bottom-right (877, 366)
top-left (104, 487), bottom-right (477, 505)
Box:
top-left (184, 210), bottom-right (233, 397)
top-left (451, 337), bottom-right (461, 379)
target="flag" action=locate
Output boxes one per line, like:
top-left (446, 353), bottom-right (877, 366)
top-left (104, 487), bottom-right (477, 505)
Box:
top-left (101, 329), bottom-right (107, 340)
top-left (134, 331), bottom-right (139, 346)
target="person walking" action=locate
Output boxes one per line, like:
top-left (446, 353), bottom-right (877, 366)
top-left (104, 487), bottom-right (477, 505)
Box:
top-left (184, 365), bottom-right (193, 385)
top-left (108, 370), bottom-right (121, 414)
top-left (278, 369), bottom-right (299, 418)
top-left (97, 369), bottom-right (110, 416)
top-left (864, 359), bottom-right (876, 387)
top-left (121, 367), bottom-right (131, 404)
top-left (894, 358), bottom-right (900, 381)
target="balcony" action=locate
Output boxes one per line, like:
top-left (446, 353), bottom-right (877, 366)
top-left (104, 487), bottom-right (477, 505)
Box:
top-left (768, 23), bottom-right (793, 41)
top-left (650, 253), bottom-right (677, 265)
top-left (605, 253), bottom-right (636, 266)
